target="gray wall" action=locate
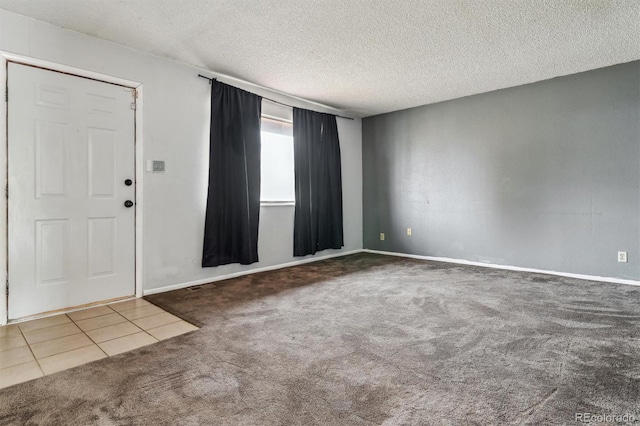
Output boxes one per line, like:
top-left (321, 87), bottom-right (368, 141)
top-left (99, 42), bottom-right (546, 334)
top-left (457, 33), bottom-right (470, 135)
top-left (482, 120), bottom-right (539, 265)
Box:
top-left (363, 61), bottom-right (640, 280)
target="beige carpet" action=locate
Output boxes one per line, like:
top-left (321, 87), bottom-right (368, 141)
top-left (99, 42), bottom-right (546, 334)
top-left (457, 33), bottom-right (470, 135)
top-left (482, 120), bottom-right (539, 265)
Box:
top-left (1, 253), bottom-right (639, 425)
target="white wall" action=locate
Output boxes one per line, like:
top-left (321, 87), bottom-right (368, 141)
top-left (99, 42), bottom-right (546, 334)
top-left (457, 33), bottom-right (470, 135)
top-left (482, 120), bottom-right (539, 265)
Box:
top-left (0, 10), bottom-right (362, 303)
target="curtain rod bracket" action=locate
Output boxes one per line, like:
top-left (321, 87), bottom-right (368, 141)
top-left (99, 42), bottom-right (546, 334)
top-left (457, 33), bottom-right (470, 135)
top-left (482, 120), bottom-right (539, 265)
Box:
top-left (198, 74), bottom-right (215, 84)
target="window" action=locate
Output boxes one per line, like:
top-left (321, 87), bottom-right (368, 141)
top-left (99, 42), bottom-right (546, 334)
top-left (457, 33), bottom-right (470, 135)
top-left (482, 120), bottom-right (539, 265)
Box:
top-left (260, 116), bottom-right (295, 203)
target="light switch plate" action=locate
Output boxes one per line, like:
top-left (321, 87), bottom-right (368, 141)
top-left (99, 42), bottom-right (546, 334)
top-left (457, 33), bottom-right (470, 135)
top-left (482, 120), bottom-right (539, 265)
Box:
top-left (152, 160), bottom-right (165, 172)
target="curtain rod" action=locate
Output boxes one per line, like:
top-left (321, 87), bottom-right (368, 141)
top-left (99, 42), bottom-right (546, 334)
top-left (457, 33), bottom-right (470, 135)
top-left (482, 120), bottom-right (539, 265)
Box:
top-left (198, 74), bottom-right (354, 121)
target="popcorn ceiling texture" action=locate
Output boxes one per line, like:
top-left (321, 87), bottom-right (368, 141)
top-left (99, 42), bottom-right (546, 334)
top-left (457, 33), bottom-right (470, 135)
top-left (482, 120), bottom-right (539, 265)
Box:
top-left (0, 0), bottom-right (638, 116)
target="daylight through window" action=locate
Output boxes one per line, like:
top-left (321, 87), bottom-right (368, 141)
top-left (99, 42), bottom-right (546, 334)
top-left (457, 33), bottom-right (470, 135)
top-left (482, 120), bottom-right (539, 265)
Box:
top-left (260, 117), bottom-right (295, 203)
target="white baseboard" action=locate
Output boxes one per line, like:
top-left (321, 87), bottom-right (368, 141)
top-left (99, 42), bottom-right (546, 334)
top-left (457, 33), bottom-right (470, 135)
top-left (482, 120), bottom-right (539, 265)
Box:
top-left (363, 249), bottom-right (640, 287)
top-left (142, 248), bottom-right (640, 297)
top-left (143, 249), bottom-right (364, 296)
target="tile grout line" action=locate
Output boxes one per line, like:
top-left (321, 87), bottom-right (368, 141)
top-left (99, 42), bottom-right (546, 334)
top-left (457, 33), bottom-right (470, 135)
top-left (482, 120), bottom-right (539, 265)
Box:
top-left (25, 316), bottom-right (64, 377)
top-left (64, 304), bottom-right (165, 347)
top-left (93, 342), bottom-right (110, 360)
top-left (110, 301), bottom-right (153, 313)
top-left (18, 318), bottom-right (73, 335)
top-left (117, 309), bottom-right (161, 319)
top-left (71, 311), bottom-right (129, 333)
top-left (38, 306), bottom-right (134, 358)
top-left (145, 318), bottom-right (184, 334)
top-left (66, 305), bottom-right (118, 324)
top-left (3, 314), bottom-right (189, 360)
top-left (86, 323), bottom-right (146, 345)
top-left (0, 326), bottom-right (29, 368)
top-left (6, 300), bottom-right (146, 330)
top-left (1, 301), bottom-right (198, 388)
top-left (29, 328), bottom-right (97, 361)
top-left (20, 305), bottom-right (118, 367)
top-left (66, 307), bottom-right (114, 359)
top-left (0, 327), bottom-right (27, 354)
top-left (0, 347), bottom-right (40, 372)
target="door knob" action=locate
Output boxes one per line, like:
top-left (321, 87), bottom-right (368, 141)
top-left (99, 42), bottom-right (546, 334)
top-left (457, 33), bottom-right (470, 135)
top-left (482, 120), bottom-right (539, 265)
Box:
top-left (124, 179), bottom-right (133, 186)
top-left (124, 200), bottom-right (134, 208)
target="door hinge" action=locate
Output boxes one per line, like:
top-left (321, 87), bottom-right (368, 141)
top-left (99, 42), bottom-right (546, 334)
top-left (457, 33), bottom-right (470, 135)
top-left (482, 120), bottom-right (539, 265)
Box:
top-left (129, 88), bottom-right (137, 109)
top-left (5, 280), bottom-right (8, 298)
top-left (4, 87), bottom-right (7, 102)
top-left (5, 184), bottom-right (7, 199)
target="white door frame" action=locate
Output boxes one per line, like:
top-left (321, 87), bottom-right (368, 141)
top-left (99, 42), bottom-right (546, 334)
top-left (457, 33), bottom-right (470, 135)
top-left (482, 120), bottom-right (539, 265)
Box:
top-left (0, 52), bottom-right (144, 325)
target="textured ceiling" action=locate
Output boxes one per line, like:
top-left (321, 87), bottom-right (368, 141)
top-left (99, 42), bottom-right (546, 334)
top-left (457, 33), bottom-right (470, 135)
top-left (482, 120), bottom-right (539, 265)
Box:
top-left (0, 0), bottom-right (639, 117)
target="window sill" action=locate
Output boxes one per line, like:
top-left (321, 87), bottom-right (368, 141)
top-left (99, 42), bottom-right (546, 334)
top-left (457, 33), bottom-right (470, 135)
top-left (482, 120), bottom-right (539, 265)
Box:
top-left (260, 201), bottom-right (295, 207)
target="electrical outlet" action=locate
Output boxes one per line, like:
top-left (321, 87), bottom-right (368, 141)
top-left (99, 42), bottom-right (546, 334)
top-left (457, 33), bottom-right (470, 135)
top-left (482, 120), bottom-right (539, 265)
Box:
top-left (618, 251), bottom-right (628, 263)
top-left (407, 228), bottom-right (412, 236)
top-left (380, 233), bottom-right (385, 241)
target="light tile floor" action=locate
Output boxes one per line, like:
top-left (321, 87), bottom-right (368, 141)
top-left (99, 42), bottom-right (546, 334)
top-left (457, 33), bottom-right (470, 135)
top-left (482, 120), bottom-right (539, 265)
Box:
top-left (0, 299), bottom-right (198, 389)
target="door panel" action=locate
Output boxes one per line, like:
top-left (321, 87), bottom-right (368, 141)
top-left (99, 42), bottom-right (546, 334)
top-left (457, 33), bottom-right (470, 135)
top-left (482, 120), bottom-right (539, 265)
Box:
top-left (88, 217), bottom-right (116, 277)
top-left (35, 84), bottom-right (69, 110)
top-left (35, 121), bottom-right (69, 198)
top-left (35, 219), bottom-right (69, 284)
top-left (88, 128), bottom-right (117, 198)
top-left (8, 63), bottom-right (136, 319)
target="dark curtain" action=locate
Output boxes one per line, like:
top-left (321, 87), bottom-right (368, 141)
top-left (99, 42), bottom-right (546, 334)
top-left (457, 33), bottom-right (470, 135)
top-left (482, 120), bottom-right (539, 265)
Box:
top-left (202, 81), bottom-right (262, 267)
top-left (293, 108), bottom-right (344, 256)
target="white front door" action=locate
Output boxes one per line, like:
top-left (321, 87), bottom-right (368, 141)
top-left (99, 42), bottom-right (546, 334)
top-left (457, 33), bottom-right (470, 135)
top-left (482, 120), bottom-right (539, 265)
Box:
top-left (7, 63), bottom-right (136, 319)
